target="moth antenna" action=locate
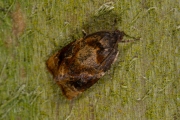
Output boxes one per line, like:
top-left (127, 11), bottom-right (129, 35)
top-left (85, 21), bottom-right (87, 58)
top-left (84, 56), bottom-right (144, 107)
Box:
top-left (124, 33), bottom-right (140, 41)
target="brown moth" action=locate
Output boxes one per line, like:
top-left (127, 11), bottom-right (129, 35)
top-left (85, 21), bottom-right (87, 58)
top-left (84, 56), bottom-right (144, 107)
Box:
top-left (46, 30), bottom-right (138, 100)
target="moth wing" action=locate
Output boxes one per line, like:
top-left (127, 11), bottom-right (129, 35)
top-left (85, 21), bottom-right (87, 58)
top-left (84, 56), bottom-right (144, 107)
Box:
top-left (97, 49), bottom-right (119, 72)
top-left (57, 73), bottom-right (101, 100)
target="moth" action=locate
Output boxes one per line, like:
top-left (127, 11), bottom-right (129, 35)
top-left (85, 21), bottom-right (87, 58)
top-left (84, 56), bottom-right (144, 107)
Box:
top-left (46, 30), bottom-right (139, 100)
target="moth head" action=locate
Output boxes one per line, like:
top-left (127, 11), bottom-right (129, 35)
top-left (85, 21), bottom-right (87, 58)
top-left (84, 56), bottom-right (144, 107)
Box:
top-left (113, 30), bottom-right (125, 42)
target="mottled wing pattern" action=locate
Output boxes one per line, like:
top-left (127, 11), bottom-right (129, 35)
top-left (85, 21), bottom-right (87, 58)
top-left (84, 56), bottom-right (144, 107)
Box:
top-left (46, 30), bottom-right (124, 100)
